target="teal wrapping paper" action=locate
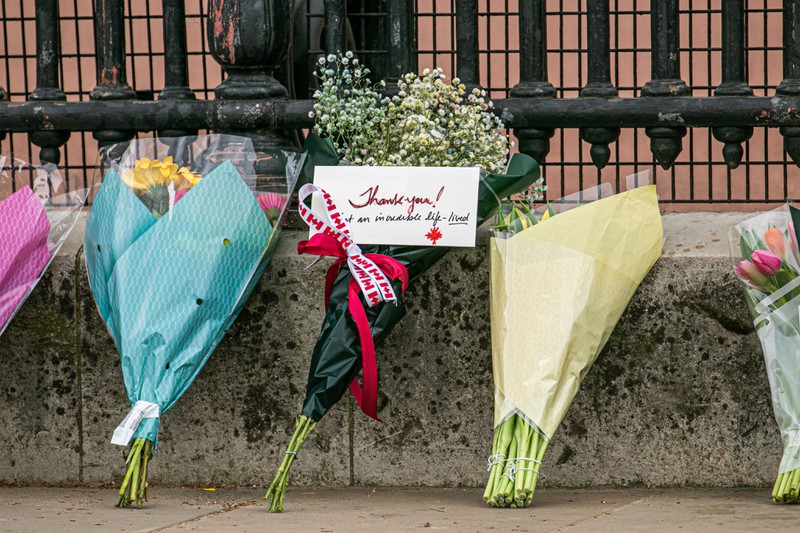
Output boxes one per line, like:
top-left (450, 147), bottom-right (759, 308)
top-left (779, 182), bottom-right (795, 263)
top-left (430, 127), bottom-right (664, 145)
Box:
top-left (85, 160), bottom-right (274, 444)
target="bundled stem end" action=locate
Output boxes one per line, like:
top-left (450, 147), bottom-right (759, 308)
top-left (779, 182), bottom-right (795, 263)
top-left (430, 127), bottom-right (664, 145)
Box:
top-left (772, 466), bottom-right (800, 503)
top-left (483, 414), bottom-right (548, 508)
top-left (115, 437), bottom-right (154, 508)
top-left (265, 415), bottom-right (316, 513)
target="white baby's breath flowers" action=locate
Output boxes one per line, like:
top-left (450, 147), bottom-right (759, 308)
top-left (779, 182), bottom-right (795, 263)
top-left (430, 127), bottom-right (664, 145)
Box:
top-left (310, 53), bottom-right (510, 173)
top-left (309, 53), bottom-right (386, 163)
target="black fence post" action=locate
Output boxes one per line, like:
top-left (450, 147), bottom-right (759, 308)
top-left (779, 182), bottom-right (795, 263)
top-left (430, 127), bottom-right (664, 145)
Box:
top-left (385, 0), bottom-right (416, 96)
top-left (208, 0), bottom-right (292, 100)
top-left (160, 0), bottom-right (193, 101)
top-left (511, 0), bottom-right (556, 164)
top-left (0, 84), bottom-right (5, 143)
top-left (455, 0), bottom-right (480, 90)
top-left (90, 0), bottom-right (137, 149)
top-left (207, 0), bottom-right (297, 184)
top-left (713, 0), bottom-right (753, 169)
top-left (29, 0), bottom-right (70, 164)
top-left (579, 0), bottom-right (619, 169)
top-left (324, 0), bottom-right (347, 55)
top-left (778, 0), bottom-right (800, 166)
top-left (642, 0), bottom-right (689, 169)
top-left (158, 0), bottom-right (196, 139)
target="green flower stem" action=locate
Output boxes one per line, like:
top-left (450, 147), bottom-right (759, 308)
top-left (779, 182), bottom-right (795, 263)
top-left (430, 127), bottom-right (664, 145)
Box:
top-left (488, 419), bottom-right (509, 506)
top-left (484, 414), bottom-right (549, 508)
top-left (771, 472), bottom-right (781, 501)
top-left (513, 416), bottom-right (529, 502)
top-left (773, 466), bottom-right (800, 503)
top-left (265, 415), bottom-right (316, 513)
top-left (496, 424), bottom-right (519, 503)
top-left (529, 433), bottom-right (549, 505)
top-left (516, 426), bottom-right (535, 505)
top-left (129, 450), bottom-right (141, 508)
top-left (137, 440), bottom-right (153, 507)
top-left (487, 417), bottom-right (515, 506)
top-left (115, 438), bottom-right (154, 508)
top-left (482, 424), bottom-right (503, 502)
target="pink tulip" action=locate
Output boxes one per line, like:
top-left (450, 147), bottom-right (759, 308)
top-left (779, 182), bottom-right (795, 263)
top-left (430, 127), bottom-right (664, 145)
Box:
top-left (789, 223), bottom-right (800, 262)
top-left (173, 189), bottom-right (188, 204)
top-left (734, 260), bottom-right (768, 289)
top-left (764, 228), bottom-right (786, 260)
top-left (751, 249), bottom-right (782, 276)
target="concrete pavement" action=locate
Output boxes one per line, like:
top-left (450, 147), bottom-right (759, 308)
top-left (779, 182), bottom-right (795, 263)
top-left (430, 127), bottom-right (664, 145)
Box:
top-left (0, 486), bottom-right (796, 532)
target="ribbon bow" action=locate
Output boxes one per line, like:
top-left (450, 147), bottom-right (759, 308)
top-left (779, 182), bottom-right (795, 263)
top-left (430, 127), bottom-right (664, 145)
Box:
top-left (297, 184), bottom-right (409, 421)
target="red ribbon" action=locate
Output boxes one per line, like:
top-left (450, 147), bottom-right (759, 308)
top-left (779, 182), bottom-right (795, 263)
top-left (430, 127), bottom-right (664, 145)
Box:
top-left (297, 185), bottom-right (409, 421)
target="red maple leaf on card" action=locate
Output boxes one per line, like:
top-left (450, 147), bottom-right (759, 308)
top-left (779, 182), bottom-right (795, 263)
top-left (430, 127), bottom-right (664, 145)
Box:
top-left (425, 226), bottom-right (443, 245)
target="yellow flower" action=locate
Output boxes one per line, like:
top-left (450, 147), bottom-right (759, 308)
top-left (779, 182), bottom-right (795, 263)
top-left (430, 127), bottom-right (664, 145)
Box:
top-left (121, 156), bottom-right (202, 192)
top-left (174, 165), bottom-right (202, 190)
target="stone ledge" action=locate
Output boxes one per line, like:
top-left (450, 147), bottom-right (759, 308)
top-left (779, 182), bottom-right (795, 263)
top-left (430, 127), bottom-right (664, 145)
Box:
top-left (0, 214), bottom-right (778, 487)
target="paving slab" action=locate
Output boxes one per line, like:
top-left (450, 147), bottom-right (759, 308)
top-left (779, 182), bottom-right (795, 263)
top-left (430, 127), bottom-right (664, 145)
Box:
top-left (0, 487), bottom-right (796, 533)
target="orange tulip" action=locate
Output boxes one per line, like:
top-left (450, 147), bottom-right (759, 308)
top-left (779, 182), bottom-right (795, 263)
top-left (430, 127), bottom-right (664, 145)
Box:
top-left (764, 227), bottom-right (786, 260)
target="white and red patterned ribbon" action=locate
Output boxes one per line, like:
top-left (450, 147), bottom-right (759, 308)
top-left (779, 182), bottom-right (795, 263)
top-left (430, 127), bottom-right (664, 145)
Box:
top-left (297, 183), bottom-right (398, 307)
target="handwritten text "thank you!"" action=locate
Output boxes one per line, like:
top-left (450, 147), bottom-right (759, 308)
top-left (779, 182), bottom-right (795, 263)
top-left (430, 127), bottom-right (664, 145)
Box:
top-left (311, 166), bottom-right (479, 247)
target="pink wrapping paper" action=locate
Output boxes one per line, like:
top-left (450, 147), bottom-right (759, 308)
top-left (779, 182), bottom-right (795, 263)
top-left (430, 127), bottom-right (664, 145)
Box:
top-left (0, 187), bottom-right (51, 328)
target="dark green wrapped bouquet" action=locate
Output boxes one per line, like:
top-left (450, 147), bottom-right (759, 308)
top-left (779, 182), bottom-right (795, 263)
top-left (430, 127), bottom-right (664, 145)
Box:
top-left (265, 55), bottom-right (541, 512)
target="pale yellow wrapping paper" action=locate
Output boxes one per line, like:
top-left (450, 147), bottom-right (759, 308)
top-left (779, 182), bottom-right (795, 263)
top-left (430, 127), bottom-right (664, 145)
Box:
top-left (490, 185), bottom-right (662, 437)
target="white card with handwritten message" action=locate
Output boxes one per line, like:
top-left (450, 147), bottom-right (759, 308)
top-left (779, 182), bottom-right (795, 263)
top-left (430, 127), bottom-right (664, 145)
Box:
top-left (311, 166), bottom-right (480, 247)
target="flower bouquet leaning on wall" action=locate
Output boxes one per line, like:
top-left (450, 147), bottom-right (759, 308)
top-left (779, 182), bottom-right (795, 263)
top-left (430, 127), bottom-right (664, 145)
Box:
top-left (264, 53), bottom-right (540, 512)
top-left (483, 182), bottom-right (662, 507)
top-left (84, 135), bottom-right (299, 507)
top-left (0, 156), bottom-right (91, 338)
top-left (732, 207), bottom-right (800, 503)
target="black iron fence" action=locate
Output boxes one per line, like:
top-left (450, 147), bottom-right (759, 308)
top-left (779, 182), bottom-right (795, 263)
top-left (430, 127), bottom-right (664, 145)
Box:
top-left (0, 0), bottom-right (799, 207)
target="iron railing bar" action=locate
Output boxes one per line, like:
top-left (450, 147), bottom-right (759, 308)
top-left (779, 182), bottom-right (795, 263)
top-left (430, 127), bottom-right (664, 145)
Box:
top-left (714, 0), bottom-right (753, 171)
top-left (577, 0), bottom-right (587, 191)
top-left (17, 0), bottom-right (37, 172)
top-left (91, 0), bottom-right (137, 149)
top-left (485, 0), bottom-right (492, 91)
top-left (612, 0), bottom-right (620, 191)
top-left (30, 0), bottom-right (61, 97)
top-left (17, 0), bottom-right (32, 138)
top-left (504, 0), bottom-right (510, 98)
top-left (509, 0), bottom-right (555, 167)
top-left (324, 0), bottom-right (346, 54)
top-left (632, 0), bottom-right (640, 180)
top-left (762, 4), bottom-right (772, 204)
top-left (455, 0), bottom-right (479, 87)
top-left (197, 0), bottom-right (213, 101)
top-left (2, 96), bottom-right (800, 131)
top-left (580, 0), bottom-right (619, 169)
top-left (708, 8), bottom-right (714, 200)
top-left (778, 0), bottom-right (800, 166)
top-left (360, 0), bottom-right (365, 64)
top-left (29, 0), bottom-right (70, 165)
top-left (642, 0), bottom-right (689, 172)
top-left (161, 0), bottom-right (193, 99)
top-left (687, 1), bottom-right (695, 202)
top-left (386, 0), bottom-right (415, 94)
top-left (125, 0), bottom-right (140, 97)
top-left (71, 0), bottom-right (89, 188)
top-left (450, 0), bottom-right (457, 71)
top-left (145, 0), bottom-right (156, 96)
top-left (557, 0), bottom-right (565, 195)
